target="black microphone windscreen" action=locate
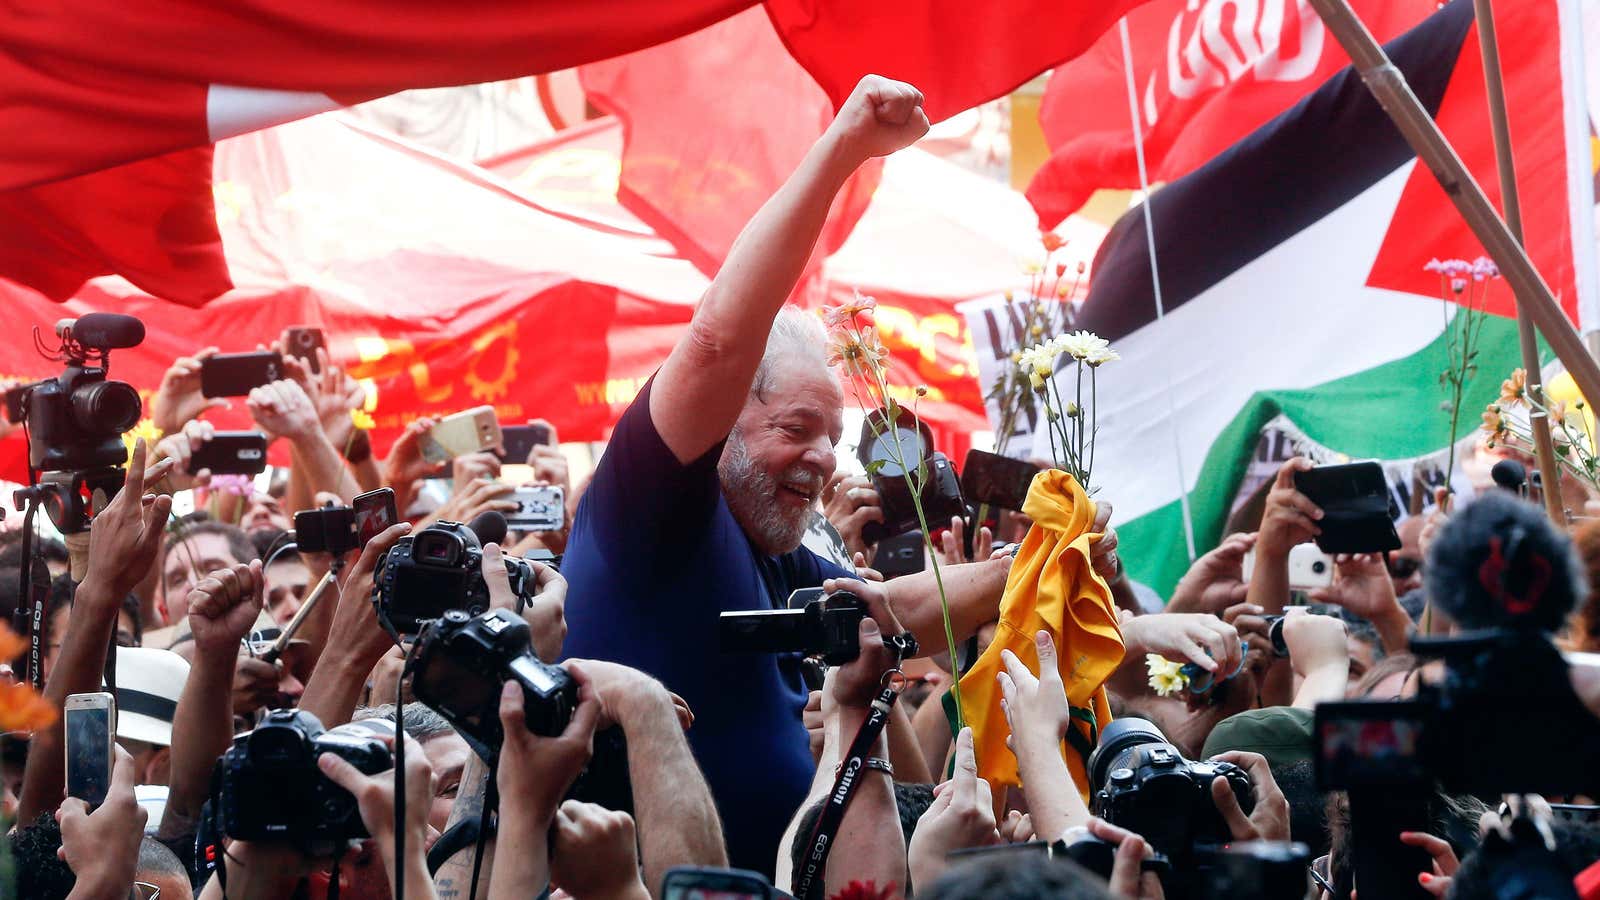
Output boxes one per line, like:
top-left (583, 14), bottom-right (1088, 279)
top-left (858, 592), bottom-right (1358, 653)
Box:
top-left (1490, 458), bottom-right (1527, 490)
top-left (467, 510), bottom-right (508, 547)
top-left (71, 313), bottom-right (145, 350)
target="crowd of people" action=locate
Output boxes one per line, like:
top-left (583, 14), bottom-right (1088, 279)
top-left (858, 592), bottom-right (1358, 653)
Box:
top-left (3, 76), bottom-right (1600, 900)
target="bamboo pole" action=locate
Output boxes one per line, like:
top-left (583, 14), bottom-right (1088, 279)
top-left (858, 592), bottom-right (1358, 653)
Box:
top-left (1471, 0), bottom-right (1567, 522)
top-left (1304, 0), bottom-right (1600, 476)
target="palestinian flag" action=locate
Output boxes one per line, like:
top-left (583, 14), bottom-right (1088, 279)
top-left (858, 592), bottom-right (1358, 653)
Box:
top-left (1043, 0), bottom-right (1599, 595)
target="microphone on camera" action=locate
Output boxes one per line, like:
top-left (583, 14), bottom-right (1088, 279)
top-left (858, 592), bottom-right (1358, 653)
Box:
top-left (467, 510), bottom-right (508, 547)
top-left (1491, 459), bottom-right (1528, 493)
top-left (65, 313), bottom-right (146, 350)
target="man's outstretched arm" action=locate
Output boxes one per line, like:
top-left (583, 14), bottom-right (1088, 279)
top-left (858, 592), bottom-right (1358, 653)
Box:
top-left (650, 76), bottom-right (928, 465)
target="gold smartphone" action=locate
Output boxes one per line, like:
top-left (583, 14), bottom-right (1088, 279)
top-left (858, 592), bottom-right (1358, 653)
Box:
top-left (64, 692), bottom-right (116, 807)
top-left (419, 406), bottom-right (503, 464)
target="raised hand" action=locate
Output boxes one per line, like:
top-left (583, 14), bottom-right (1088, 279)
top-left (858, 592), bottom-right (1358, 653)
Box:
top-left (549, 801), bottom-right (649, 900)
top-left (826, 75), bottom-right (930, 162)
top-left (151, 346), bottom-right (229, 434)
top-left (824, 474), bottom-right (886, 561)
top-left (1308, 553), bottom-right (1399, 622)
top-left (84, 439), bottom-right (175, 599)
top-left (186, 560), bottom-right (266, 655)
top-left (382, 417), bottom-right (446, 499)
top-left (1089, 501), bottom-right (1122, 583)
top-left (1168, 533), bottom-right (1257, 614)
top-left (1120, 612), bottom-right (1242, 677)
top-left (1257, 458), bottom-right (1323, 558)
top-left (55, 746), bottom-right (146, 898)
top-left (906, 728), bottom-right (1000, 888)
top-left (481, 542), bottom-right (567, 661)
top-left (247, 379), bottom-right (321, 444)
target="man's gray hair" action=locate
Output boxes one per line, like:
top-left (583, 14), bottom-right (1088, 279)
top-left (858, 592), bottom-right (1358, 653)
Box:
top-left (750, 306), bottom-right (830, 402)
top-left (352, 702), bottom-right (456, 742)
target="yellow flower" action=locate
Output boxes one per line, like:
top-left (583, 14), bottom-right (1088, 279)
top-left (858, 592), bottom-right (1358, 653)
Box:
top-left (121, 418), bottom-right (162, 461)
top-left (1499, 368), bottom-right (1526, 407)
top-left (351, 408), bottom-right (376, 431)
top-left (1145, 654), bottom-right (1189, 697)
top-left (1481, 404), bottom-right (1505, 436)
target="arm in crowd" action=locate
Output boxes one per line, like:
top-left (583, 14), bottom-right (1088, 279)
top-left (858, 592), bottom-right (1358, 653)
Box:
top-left (575, 660), bottom-right (726, 894)
top-left (826, 555), bottom-right (1010, 660)
top-left (320, 732), bottom-right (440, 900)
top-left (299, 522), bottom-right (412, 728)
top-left (997, 631), bottom-right (1091, 843)
top-left (158, 560), bottom-right (268, 841)
top-left (650, 77), bottom-right (928, 465)
top-left (18, 442), bottom-right (173, 827)
top-left (249, 378), bottom-right (363, 509)
top-left (56, 748), bottom-right (147, 900)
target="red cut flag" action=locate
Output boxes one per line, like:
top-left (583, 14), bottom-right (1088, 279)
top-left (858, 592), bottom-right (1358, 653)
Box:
top-left (1365, 0), bottom-right (1582, 323)
top-left (581, 7), bottom-right (882, 278)
top-left (0, 148), bottom-right (229, 305)
top-left (764, 0), bottom-right (1150, 124)
top-left (1026, 0), bottom-right (1436, 225)
top-left (0, 0), bottom-right (755, 190)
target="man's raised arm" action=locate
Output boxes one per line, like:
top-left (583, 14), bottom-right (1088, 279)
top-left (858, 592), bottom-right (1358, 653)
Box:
top-left (649, 76), bottom-right (928, 464)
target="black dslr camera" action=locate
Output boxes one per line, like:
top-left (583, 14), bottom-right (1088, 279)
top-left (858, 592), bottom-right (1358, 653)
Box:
top-left (215, 709), bottom-right (391, 850)
top-left (374, 520), bottom-right (535, 635)
top-left (1088, 718), bottom-right (1253, 871)
top-left (8, 314), bottom-right (146, 532)
top-left (719, 589), bottom-right (868, 666)
top-left (410, 608), bottom-right (577, 760)
top-left (856, 408), bottom-right (965, 546)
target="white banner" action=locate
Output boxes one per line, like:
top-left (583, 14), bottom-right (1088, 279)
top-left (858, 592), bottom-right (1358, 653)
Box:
top-left (957, 292), bottom-right (1048, 459)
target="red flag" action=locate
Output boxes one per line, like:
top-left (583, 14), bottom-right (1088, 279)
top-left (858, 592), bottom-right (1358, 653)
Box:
top-left (0, 0), bottom-right (754, 191)
top-left (1026, 0), bottom-right (1436, 226)
top-left (1366, 0), bottom-right (1582, 323)
top-left (765, 0), bottom-right (1150, 124)
top-left (580, 7), bottom-right (882, 278)
top-left (0, 148), bottom-right (230, 305)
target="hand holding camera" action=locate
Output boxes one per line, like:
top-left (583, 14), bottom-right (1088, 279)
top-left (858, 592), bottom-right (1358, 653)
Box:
top-left (823, 473), bottom-right (886, 560)
top-left (324, 521), bottom-right (413, 672)
top-left (1256, 458), bottom-right (1323, 559)
top-left (496, 668), bottom-right (601, 830)
top-left (1205, 751), bottom-right (1290, 843)
top-left (317, 731), bottom-right (435, 866)
top-left (55, 745), bottom-right (146, 900)
top-left (151, 344), bottom-right (230, 434)
top-left (1167, 533), bottom-right (1256, 616)
top-left (1279, 611), bottom-right (1348, 687)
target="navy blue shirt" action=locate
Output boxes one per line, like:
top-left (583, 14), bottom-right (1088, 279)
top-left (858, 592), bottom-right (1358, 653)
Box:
top-left (561, 381), bottom-right (853, 876)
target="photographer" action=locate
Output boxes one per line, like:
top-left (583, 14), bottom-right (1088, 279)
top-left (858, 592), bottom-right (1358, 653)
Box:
top-left (561, 75), bottom-right (1022, 875)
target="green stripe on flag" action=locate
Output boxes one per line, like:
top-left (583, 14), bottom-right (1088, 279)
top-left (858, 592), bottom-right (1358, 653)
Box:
top-left (1123, 314), bottom-right (1531, 598)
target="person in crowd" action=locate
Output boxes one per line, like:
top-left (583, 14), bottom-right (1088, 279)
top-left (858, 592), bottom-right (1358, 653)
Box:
top-left (263, 543), bottom-right (312, 626)
top-left (110, 645), bottom-right (188, 788)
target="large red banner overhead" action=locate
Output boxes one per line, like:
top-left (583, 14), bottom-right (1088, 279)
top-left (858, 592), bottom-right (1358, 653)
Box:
top-left (1026, 0), bottom-right (1437, 226)
top-left (580, 7), bottom-right (882, 279)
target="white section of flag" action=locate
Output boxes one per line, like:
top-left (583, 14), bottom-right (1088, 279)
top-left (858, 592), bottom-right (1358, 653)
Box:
top-left (206, 85), bottom-right (343, 144)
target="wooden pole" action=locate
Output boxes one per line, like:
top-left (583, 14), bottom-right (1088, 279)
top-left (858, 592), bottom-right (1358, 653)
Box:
top-left (1304, 0), bottom-right (1600, 464)
top-left (1471, 0), bottom-right (1567, 522)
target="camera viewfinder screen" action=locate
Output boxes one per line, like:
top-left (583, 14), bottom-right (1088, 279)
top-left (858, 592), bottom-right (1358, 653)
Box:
top-left (1316, 703), bottom-right (1429, 790)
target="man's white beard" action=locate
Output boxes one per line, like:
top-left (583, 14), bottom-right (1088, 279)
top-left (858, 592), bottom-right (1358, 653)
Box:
top-left (720, 430), bottom-right (812, 555)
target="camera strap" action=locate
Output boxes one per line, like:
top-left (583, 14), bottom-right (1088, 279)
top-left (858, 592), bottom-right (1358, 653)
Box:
top-left (791, 674), bottom-right (903, 900)
top-left (19, 494), bottom-right (47, 692)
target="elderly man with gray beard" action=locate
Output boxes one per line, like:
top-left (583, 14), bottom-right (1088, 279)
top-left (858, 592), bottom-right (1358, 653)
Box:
top-left (560, 76), bottom-right (1015, 877)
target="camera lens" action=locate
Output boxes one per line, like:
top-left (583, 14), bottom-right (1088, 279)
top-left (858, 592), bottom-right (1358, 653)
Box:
top-left (72, 380), bottom-right (141, 433)
top-left (1087, 717), bottom-right (1169, 790)
top-left (1312, 560), bottom-right (1327, 574)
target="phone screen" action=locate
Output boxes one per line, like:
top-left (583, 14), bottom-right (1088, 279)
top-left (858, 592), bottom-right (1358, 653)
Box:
top-left (66, 704), bottom-right (112, 806)
top-left (1315, 701), bottom-right (1430, 790)
top-left (353, 489), bottom-right (397, 548)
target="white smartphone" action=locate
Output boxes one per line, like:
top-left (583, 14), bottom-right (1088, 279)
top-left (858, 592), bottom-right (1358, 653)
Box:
top-left (505, 485), bottom-right (565, 532)
top-left (418, 406), bottom-right (502, 464)
top-left (1241, 544), bottom-right (1335, 592)
top-left (64, 692), bottom-right (116, 807)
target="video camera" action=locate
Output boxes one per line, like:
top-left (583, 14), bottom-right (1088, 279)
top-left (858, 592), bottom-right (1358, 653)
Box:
top-left (1316, 627), bottom-right (1600, 797)
top-left (410, 608), bottom-right (577, 760)
top-left (1087, 718), bottom-right (1254, 873)
top-left (855, 408), bottom-right (964, 546)
top-left (374, 518), bottom-right (536, 635)
top-left (8, 314), bottom-right (145, 533)
top-left (718, 588), bottom-right (869, 666)
top-left (214, 709), bottom-right (391, 851)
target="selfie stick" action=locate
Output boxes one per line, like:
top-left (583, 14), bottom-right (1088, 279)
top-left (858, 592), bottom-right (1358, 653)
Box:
top-left (260, 565), bottom-right (338, 665)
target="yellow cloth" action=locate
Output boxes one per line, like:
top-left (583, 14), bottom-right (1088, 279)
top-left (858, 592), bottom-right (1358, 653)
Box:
top-left (957, 469), bottom-right (1125, 799)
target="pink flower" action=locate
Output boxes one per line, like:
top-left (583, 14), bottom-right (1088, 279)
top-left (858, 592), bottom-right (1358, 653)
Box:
top-left (209, 474), bottom-right (254, 497)
top-left (1471, 256), bottom-right (1500, 281)
top-left (823, 291), bottom-right (877, 328)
